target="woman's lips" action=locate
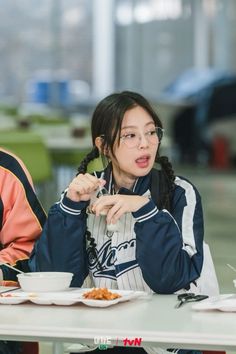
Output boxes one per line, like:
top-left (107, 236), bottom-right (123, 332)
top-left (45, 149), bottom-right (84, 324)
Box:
top-left (135, 156), bottom-right (150, 168)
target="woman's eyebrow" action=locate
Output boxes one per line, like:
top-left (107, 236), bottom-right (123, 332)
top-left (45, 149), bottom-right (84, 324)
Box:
top-left (121, 125), bottom-right (136, 130)
top-left (121, 122), bottom-right (155, 130)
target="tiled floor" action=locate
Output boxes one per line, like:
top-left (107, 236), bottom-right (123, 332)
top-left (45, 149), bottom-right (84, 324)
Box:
top-left (39, 166), bottom-right (236, 354)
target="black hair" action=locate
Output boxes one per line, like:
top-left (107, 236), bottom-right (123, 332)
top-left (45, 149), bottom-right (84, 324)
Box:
top-left (78, 91), bottom-right (164, 172)
top-left (77, 91), bottom-right (175, 267)
top-left (91, 90), bottom-right (163, 158)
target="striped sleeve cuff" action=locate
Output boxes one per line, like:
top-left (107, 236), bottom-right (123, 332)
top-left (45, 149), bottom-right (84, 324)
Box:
top-left (59, 194), bottom-right (89, 216)
top-left (132, 199), bottom-right (159, 223)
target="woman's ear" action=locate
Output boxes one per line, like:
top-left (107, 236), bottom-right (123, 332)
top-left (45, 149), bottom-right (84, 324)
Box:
top-left (95, 137), bottom-right (109, 157)
top-left (95, 137), bottom-right (103, 153)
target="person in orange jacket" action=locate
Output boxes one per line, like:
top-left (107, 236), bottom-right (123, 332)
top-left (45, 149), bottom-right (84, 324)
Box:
top-left (0, 147), bottom-right (46, 354)
top-left (0, 147), bottom-right (46, 284)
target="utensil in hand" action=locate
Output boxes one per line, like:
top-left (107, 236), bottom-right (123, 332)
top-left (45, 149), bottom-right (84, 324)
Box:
top-left (87, 172), bottom-right (108, 215)
top-left (94, 171), bottom-right (107, 196)
top-left (175, 293), bottom-right (208, 308)
top-left (92, 172), bottom-right (119, 236)
top-left (97, 187), bottom-right (120, 235)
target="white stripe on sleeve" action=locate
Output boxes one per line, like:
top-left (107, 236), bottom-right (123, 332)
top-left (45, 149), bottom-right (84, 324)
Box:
top-left (175, 177), bottom-right (197, 257)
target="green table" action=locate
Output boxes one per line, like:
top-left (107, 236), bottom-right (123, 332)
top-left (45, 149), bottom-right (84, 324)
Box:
top-left (0, 130), bottom-right (52, 184)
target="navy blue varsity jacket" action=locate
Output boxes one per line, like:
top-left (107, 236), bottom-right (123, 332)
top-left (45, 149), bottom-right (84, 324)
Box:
top-left (29, 167), bottom-right (204, 294)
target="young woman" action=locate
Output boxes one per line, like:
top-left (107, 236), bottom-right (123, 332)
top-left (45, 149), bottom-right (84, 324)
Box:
top-left (30, 91), bottom-right (205, 354)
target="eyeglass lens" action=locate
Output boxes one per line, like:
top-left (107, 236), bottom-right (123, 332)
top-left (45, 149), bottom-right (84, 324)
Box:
top-left (121, 127), bottom-right (164, 148)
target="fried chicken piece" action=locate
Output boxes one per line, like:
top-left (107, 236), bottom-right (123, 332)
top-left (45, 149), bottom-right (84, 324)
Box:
top-left (83, 287), bottom-right (121, 300)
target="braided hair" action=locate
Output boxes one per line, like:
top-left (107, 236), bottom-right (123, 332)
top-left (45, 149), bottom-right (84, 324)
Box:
top-left (156, 156), bottom-right (175, 212)
top-left (77, 146), bottom-right (99, 175)
top-left (77, 91), bottom-right (175, 267)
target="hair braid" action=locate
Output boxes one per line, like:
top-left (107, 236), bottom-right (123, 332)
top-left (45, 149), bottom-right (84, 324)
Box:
top-left (156, 155), bottom-right (175, 211)
top-left (77, 146), bottom-right (103, 269)
top-left (85, 227), bottom-right (103, 271)
top-left (77, 146), bottom-right (99, 175)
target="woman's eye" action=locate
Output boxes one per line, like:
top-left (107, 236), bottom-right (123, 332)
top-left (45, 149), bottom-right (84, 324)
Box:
top-left (147, 130), bottom-right (156, 136)
top-left (124, 133), bottom-right (136, 139)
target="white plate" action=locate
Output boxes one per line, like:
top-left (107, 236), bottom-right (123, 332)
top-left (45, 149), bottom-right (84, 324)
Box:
top-left (80, 297), bottom-right (120, 308)
top-left (29, 289), bottom-right (146, 307)
top-left (0, 291), bottom-right (29, 304)
top-left (30, 293), bottom-right (82, 306)
top-left (24, 290), bottom-right (83, 306)
top-left (79, 289), bottom-right (147, 308)
top-left (0, 289), bottom-right (81, 305)
top-left (0, 289), bottom-right (147, 307)
top-left (192, 294), bottom-right (236, 312)
top-left (0, 297), bottom-right (28, 305)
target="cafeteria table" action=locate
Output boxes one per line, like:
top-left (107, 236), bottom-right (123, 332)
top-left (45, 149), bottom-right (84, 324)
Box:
top-left (0, 291), bottom-right (235, 354)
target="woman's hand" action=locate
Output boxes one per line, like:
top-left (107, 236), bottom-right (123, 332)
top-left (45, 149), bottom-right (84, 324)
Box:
top-left (91, 194), bottom-right (149, 224)
top-left (66, 173), bottom-right (106, 202)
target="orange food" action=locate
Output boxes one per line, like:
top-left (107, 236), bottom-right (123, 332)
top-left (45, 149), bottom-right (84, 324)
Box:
top-left (0, 280), bottom-right (19, 287)
top-left (83, 287), bottom-right (121, 300)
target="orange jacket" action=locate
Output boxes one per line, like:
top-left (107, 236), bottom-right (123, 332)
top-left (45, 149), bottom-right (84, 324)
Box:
top-left (0, 148), bottom-right (46, 268)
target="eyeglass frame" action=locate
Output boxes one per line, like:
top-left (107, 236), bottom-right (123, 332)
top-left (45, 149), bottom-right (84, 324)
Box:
top-left (99, 126), bottom-right (164, 149)
top-left (119, 126), bottom-right (164, 149)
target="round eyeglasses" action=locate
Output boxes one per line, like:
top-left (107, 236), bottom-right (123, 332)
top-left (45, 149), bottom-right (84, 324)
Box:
top-left (120, 127), bottom-right (164, 149)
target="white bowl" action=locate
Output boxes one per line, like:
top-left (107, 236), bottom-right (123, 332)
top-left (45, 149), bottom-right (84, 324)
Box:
top-left (17, 272), bottom-right (73, 292)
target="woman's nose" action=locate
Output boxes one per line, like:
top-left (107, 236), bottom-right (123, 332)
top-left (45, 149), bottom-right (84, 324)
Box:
top-left (138, 134), bottom-right (149, 148)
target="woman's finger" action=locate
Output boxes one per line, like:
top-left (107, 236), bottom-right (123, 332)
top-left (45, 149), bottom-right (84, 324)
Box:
top-left (106, 200), bottom-right (124, 224)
